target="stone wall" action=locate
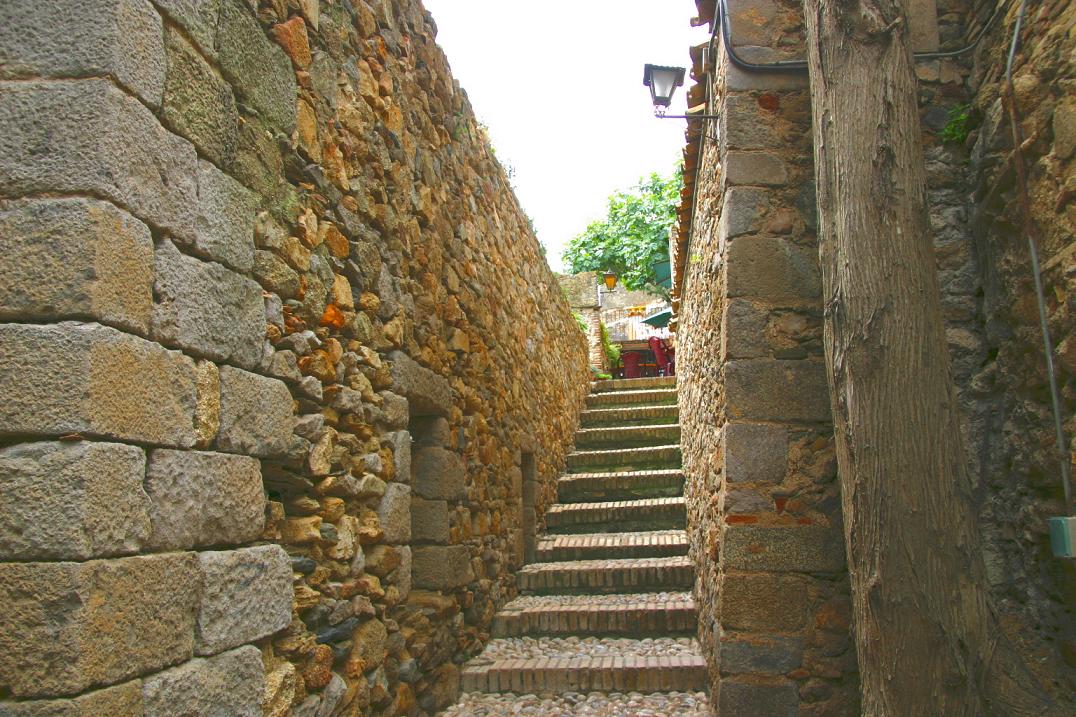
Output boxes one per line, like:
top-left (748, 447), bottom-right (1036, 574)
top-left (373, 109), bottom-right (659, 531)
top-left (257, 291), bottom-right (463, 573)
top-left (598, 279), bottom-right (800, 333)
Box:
top-left (677, 0), bottom-right (1075, 711)
top-left (0, 1), bottom-right (590, 716)
top-left (943, 0), bottom-right (1076, 696)
top-left (560, 271), bottom-right (606, 372)
top-left (676, 2), bottom-right (860, 714)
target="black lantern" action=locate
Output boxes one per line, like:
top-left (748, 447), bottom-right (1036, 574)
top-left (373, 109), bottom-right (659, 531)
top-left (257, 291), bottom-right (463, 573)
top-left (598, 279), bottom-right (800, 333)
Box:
top-left (643, 64), bottom-right (686, 109)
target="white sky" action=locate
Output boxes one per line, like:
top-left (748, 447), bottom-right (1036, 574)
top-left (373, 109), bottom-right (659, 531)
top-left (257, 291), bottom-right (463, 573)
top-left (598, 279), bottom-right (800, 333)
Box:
top-left (421, 0), bottom-right (707, 272)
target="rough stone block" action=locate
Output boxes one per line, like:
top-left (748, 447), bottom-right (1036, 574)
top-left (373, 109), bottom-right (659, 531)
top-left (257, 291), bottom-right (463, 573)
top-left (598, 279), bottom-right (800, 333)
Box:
top-left (724, 422), bottom-right (788, 484)
top-left (152, 239), bottom-right (264, 369)
top-left (0, 199), bottom-right (154, 335)
top-left (717, 677), bottom-right (799, 717)
top-left (726, 236), bottom-right (821, 301)
top-left (0, 79), bottom-right (198, 243)
top-left (720, 574), bottom-right (808, 631)
top-left (142, 645), bottom-right (264, 717)
top-left (388, 350), bottom-right (453, 416)
top-left (0, 0), bottom-right (165, 107)
top-left (722, 298), bottom-right (769, 359)
top-left (718, 634), bottom-right (804, 674)
top-left (723, 151), bottom-right (789, 187)
top-left (145, 449), bottom-right (264, 550)
top-left (0, 554), bottom-right (199, 698)
top-left (724, 359), bottom-right (830, 423)
top-left (723, 524), bottom-right (846, 573)
top-left (389, 430), bottom-right (412, 483)
top-left (0, 680), bottom-right (143, 717)
top-left (411, 446), bottom-right (467, 501)
top-left (719, 187), bottom-right (767, 239)
top-left (720, 93), bottom-right (783, 150)
top-left (195, 546), bottom-right (292, 655)
top-left (216, 0), bottom-right (297, 131)
top-left (395, 545), bottom-right (412, 600)
top-left (0, 441), bottom-right (150, 561)
top-left (162, 31), bottom-right (238, 169)
top-left (216, 366), bottom-right (295, 457)
top-left (727, 0), bottom-right (780, 47)
top-left (411, 545), bottom-right (474, 590)
top-left (192, 160), bottom-right (257, 271)
top-left (411, 497), bottom-right (450, 544)
top-left (378, 482), bottom-right (412, 545)
top-left (0, 322), bottom-right (199, 447)
top-left (152, 0), bottom-right (220, 59)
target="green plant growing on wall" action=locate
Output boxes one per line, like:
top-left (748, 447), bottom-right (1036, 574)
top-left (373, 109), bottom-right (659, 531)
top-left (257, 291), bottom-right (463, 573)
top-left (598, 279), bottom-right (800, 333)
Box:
top-left (600, 322), bottom-right (620, 369)
top-left (562, 165), bottom-right (683, 297)
top-left (573, 311), bottom-right (588, 334)
top-left (940, 103), bottom-right (974, 144)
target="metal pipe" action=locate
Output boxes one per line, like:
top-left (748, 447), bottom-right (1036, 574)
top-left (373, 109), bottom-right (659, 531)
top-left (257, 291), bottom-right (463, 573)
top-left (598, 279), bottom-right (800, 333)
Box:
top-left (715, 0), bottom-right (1009, 74)
top-left (1002, 0), bottom-right (1073, 514)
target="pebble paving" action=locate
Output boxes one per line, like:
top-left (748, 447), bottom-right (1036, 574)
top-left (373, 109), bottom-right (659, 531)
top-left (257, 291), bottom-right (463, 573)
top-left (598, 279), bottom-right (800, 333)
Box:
top-left (442, 691), bottom-right (712, 716)
top-left (472, 636), bottom-right (700, 662)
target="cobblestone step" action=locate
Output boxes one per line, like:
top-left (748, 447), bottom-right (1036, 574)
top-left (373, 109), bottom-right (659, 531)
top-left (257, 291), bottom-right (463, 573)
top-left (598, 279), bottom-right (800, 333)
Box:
top-left (536, 531), bottom-right (689, 561)
top-left (592, 376), bottom-right (676, 393)
top-left (492, 592), bottom-right (697, 637)
top-left (574, 423), bottom-right (681, 448)
top-left (580, 404), bottom-right (679, 427)
top-left (585, 388), bottom-right (677, 409)
top-left (442, 691), bottom-right (712, 716)
top-left (517, 556), bottom-right (694, 594)
top-left (566, 444), bottom-right (681, 472)
top-left (544, 497), bottom-right (686, 533)
top-left (460, 638), bottom-right (707, 694)
top-left (557, 468), bottom-right (684, 502)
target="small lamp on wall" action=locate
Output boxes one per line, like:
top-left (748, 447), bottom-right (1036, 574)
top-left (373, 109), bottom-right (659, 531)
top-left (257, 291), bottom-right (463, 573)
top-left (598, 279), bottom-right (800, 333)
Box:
top-left (643, 63), bottom-right (719, 119)
top-left (603, 271), bottom-right (618, 291)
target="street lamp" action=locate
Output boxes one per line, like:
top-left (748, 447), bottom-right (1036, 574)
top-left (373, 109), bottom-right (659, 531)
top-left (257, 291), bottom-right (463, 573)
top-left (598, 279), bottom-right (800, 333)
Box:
top-left (643, 64), bottom-right (684, 109)
top-left (603, 272), bottom-right (618, 291)
top-left (643, 63), bottom-right (719, 119)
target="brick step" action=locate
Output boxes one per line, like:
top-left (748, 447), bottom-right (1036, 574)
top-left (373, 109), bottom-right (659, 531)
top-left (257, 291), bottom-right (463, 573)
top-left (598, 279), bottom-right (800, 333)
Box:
top-left (492, 592), bottom-right (697, 637)
top-left (460, 638), bottom-right (707, 694)
top-left (557, 469), bottom-right (684, 502)
top-left (544, 497), bottom-right (686, 533)
top-left (585, 388), bottom-right (678, 409)
top-left (592, 376), bottom-right (676, 393)
top-left (574, 423), bottom-right (681, 449)
top-left (536, 530), bottom-right (689, 561)
top-left (581, 404), bottom-right (679, 427)
top-left (517, 556), bottom-right (694, 594)
top-left (566, 444), bottom-right (682, 472)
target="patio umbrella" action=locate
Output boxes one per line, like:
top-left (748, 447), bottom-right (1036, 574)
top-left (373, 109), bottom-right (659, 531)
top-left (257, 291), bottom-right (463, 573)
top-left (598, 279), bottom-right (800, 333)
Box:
top-left (641, 308), bottom-right (672, 328)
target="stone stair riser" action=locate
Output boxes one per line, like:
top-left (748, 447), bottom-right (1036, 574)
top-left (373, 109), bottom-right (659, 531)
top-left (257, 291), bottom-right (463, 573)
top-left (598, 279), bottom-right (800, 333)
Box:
top-left (460, 658), bottom-right (706, 694)
top-left (574, 424), bottom-right (681, 449)
top-left (536, 541), bottom-right (687, 562)
top-left (585, 389), bottom-right (678, 408)
top-left (580, 405), bottom-right (680, 427)
top-left (566, 445), bottom-right (682, 471)
top-left (592, 376), bottom-right (676, 393)
top-left (544, 499), bottom-right (686, 533)
top-left (518, 562), bottom-right (694, 593)
top-left (492, 603), bottom-right (697, 637)
top-left (557, 471), bottom-right (684, 502)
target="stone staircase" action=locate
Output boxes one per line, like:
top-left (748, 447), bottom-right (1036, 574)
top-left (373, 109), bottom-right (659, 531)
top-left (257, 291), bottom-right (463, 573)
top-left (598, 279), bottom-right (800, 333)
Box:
top-left (442, 376), bottom-right (711, 716)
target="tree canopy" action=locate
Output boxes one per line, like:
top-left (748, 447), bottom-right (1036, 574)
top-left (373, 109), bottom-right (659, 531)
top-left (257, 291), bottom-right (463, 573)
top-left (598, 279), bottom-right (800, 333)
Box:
top-left (562, 165), bottom-right (683, 296)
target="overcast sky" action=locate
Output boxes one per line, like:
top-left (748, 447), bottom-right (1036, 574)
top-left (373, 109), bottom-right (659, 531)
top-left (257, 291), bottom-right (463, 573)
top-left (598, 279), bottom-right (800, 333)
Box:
top-left (422, 0), bottom-right (707, 272)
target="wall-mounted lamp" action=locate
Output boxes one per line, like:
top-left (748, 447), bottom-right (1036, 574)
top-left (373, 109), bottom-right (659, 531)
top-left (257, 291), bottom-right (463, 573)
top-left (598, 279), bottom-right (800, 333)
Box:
top-left (603, 272), bottom-right (618, 291)
top-left (643, 63), bottom-right (719, 120)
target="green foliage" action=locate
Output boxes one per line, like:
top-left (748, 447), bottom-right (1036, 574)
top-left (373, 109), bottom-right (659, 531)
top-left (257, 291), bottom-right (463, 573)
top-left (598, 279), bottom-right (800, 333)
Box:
top-left (941, 103), bottom-right (973, 144)
top-left (562, 165), bottom-right (683, 297)
top-left (600, 322), bottom-right (620, 369)
top-left (573, 311), bottom-right (588, 335)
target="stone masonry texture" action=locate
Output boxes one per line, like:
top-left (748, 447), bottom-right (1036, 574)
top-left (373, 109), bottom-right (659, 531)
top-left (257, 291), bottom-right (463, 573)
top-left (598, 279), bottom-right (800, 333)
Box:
top-left (0, 0), bottom-right (590, 715)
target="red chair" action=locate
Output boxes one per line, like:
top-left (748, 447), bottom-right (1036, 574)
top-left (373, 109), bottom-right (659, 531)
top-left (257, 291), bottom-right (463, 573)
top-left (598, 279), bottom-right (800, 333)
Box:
top-left (621, 351), bottom-right (643, 379)
top-left (648, 337), bottom-right (675, 376)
